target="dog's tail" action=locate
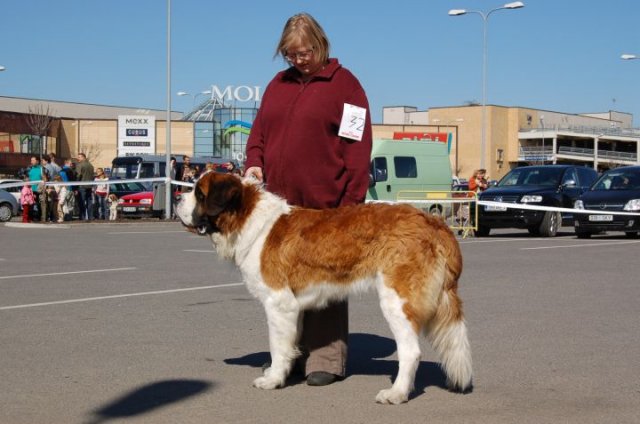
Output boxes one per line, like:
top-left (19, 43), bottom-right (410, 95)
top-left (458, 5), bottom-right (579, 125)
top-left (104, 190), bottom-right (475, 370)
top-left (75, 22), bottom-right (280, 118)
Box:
top-left (424, 237), bottom-right (473, 392)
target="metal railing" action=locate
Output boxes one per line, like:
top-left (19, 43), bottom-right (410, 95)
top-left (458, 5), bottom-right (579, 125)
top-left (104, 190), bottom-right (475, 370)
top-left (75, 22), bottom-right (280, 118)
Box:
top-left (518, 145), bottom-right (638, 162)
top-left (520, 125), bottom-right (640, 138)
top-left (557, 146), bottom-right (637, 161)
top-left (394, 190), bottom-right (478, 238)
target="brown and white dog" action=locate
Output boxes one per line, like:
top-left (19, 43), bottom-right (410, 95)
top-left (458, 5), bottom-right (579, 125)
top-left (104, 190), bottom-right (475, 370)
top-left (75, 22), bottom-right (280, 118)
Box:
top-left (176, 172), bottom-right (472, 404)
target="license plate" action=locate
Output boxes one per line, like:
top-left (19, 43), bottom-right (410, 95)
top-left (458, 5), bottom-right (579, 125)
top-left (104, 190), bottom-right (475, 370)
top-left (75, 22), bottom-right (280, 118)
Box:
top-left (123, 207), bottom-right (137, 212)
top-left (588, 214), bottom-right (613, 222)
top-left (485, 205), bottom-right (507, 212)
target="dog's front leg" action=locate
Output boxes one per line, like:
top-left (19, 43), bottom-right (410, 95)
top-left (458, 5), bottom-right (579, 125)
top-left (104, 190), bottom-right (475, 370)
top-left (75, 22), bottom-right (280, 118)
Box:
top-left (253, 292), bottom-right (300, 390)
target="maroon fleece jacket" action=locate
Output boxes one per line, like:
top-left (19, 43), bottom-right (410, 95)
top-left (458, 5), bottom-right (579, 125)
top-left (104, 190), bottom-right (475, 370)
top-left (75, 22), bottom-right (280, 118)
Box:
top-left (245, 58), bottom-right (372, 209)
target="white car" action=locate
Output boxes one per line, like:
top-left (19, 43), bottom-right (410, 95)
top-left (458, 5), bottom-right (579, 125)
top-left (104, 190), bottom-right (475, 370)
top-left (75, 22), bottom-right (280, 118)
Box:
top-left (0, 179), bottom-right (22, 207)
top-left (0, 189), bottom-right (19, 221)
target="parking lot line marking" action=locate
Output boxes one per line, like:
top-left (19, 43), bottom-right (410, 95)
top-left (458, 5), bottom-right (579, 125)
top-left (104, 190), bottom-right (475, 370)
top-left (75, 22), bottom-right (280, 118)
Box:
top-left (0, 283), bottom-right (244, 311)
top-left (459, 238), bottom-right (547, 244)
top-left (521, 240), bottom-right (640, 250)
top-left (0, 267), bottom-right (137, 280)
top-left (107, 230), bottom-right (186, 235)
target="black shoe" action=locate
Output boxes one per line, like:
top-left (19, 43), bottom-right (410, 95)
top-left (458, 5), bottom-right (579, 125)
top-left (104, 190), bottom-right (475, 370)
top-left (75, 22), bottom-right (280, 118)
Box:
top-left (306, 371), bottom-right (341, 386)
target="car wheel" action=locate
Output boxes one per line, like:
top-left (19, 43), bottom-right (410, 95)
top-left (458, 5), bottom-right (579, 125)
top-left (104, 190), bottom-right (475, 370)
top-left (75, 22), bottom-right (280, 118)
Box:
top-left (576, 230), bottom-right (591, 239)
top-left (475, 225), bottom-right (490, 237)
top-left (624, 231), bottom-right (639, 239)
top-left (0, 203), bottom-right (12, 222)
top-left (538, 211), bottom-right (560, 237)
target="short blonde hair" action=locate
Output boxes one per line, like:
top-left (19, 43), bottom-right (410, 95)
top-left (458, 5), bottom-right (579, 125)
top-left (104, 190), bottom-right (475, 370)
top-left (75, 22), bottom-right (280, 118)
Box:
top-left (276, 13), bottom-right (330, 64)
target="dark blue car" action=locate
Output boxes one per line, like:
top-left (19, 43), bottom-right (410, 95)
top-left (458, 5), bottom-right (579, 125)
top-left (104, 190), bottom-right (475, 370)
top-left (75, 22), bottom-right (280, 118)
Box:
top-left (574, 166), bottom-right (640, 238)
top-left (477, 165), bottom-right (598, 237)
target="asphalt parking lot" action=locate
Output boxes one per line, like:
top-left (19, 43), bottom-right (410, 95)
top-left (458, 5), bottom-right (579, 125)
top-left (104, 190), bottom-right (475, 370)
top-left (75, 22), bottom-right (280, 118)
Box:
top-left (1, 221), bottom-right (639, 424)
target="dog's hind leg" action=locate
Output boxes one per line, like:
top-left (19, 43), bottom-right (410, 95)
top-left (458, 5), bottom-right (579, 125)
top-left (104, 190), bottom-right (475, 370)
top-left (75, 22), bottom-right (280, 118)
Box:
top-left (253, 290), bottom-right (300, 390)
top-left (375, 281), bottom-right (421, 405)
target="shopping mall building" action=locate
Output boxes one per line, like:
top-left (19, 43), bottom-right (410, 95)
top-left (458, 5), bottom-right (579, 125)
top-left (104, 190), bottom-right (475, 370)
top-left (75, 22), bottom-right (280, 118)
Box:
top-left (1, 94), bottom-right (639, 181)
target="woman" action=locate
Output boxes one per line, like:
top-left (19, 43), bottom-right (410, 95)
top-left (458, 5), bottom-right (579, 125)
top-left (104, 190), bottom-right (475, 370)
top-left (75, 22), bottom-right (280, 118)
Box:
top-left (93, 168), bottom-right (109, 220)
top-left (245, 13), bottom-right (372, 386)
top-left (469, 169), bottom-right (488, 193)
top-left (468, 169), bottom-right (488, 236)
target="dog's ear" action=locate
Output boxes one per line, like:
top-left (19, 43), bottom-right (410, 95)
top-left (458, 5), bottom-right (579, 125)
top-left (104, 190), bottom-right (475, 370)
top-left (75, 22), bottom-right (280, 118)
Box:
top-left (198, 173), bottom-right (242, 216)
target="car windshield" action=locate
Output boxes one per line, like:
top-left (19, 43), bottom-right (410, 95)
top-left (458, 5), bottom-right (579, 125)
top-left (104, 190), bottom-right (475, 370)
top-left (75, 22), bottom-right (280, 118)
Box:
top-left (591, 170), bottom-right (640, 191)
top-left (497, 167), bottom-right (564, 187)
top-left (112, 182), bottom-right (149, 192)
top-left (111, 164), bottom-right (140, 179)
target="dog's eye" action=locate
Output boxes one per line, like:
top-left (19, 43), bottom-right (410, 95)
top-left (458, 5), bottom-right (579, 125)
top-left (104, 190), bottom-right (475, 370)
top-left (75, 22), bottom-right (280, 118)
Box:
top-left (195, 187), bottom-right (205, 202)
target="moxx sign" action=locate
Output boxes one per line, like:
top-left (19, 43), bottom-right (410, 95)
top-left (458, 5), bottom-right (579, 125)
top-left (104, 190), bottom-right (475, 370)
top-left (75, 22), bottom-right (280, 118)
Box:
top-left (125, 118), bottom-right (150, 125)
top-left (210, 85), bottom-right (262, 103)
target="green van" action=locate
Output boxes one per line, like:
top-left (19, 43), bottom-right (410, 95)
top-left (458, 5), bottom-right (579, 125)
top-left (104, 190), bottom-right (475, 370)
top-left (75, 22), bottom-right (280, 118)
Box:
top-left (367, 139), bottom-right (453, 213)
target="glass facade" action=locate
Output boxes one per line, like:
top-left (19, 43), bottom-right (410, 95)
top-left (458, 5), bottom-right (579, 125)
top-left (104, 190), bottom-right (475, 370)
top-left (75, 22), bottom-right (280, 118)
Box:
top-left (0, 133), bottom-right (42, 154)
top-left (186, 98), bottom-right (258, 164)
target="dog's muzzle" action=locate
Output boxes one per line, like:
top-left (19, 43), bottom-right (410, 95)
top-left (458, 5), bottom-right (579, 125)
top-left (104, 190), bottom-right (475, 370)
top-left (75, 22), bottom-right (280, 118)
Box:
top-left (180, 217), bottom-right (214, 236)
top-left (195, 219), bottom-right (214, 235)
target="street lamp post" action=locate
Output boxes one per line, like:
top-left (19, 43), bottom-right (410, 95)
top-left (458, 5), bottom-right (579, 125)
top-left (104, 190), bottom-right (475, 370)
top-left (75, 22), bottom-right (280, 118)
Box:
top-left (449, 1), bottom-right (524, 169)
top-left (177, 90), bottom-right (213, 110)
top-left (165, 0), bottom-right (172, 220)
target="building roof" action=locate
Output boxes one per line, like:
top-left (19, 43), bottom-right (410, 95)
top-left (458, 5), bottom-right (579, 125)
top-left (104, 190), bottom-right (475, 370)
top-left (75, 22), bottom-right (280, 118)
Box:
top-left (0, 95), bottom-right (183, 121)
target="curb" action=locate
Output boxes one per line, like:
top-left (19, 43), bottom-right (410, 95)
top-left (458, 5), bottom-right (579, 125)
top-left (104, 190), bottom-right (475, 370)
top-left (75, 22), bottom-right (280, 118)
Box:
top-left (4, 222), bottom-right (71, 229)
top-left (3, 220), bottom-right (181, 229)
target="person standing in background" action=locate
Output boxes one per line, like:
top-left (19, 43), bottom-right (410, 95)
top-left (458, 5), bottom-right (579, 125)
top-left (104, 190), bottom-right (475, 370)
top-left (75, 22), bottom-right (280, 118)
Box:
top-left (93, 168), bottom-right (109, 220)
top-left (469, 168), bottom-right (488, 193)
top-left (27, 156), bottom-right (44, 221)
top-left (42, 154), bottom-right (60, 179)
top-left (244, 13), bottom-right (372, 387)
top-left (76, 153), bottom-right (94, 221)
top-left (20, 177), bottom-right (35, 223)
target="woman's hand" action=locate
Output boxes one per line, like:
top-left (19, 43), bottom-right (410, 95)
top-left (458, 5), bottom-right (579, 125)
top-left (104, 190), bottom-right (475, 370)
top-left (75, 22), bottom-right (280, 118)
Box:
top-left (244, 166), bottom-right (264, 183)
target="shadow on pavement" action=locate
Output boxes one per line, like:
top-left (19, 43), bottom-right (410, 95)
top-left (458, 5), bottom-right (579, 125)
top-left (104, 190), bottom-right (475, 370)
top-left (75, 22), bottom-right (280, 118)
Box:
top-left (224, 333), bottom-right (451, 395)
top-left (85, 379), bottom-right (213, 424)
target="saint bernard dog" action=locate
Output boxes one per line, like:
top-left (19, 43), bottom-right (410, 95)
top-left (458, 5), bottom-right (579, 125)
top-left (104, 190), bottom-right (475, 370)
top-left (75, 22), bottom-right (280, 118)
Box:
top-left (176, 172), bottom-right (472, 404)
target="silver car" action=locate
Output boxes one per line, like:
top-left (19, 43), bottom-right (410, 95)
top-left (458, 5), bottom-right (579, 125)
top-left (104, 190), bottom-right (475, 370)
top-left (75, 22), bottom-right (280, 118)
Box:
top-left (0, 189), bottom-right (19, 222)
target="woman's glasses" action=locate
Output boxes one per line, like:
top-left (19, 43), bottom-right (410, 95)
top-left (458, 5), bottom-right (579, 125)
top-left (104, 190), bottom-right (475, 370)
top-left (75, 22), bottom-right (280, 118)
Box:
top-left (286, 49), bottom-right (314, 62)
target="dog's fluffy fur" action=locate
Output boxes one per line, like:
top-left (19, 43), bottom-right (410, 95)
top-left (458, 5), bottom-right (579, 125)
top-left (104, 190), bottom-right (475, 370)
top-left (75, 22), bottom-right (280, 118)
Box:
top-left (176, 172), bottom-right (472, 404)
top-left (107, 193), bottom-right (118, 221)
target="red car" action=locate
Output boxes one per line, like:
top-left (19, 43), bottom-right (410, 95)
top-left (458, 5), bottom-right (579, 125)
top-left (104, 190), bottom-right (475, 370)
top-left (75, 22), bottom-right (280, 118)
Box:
top-left (117, 189), bottom-right (181, 218)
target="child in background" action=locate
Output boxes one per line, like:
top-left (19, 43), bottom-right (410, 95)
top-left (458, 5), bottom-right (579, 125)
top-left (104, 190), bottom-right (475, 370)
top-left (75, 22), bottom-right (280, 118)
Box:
top-left (20, 177), bottom-right (35, 223)
top-left (54, 176), bottom-right (68, 223)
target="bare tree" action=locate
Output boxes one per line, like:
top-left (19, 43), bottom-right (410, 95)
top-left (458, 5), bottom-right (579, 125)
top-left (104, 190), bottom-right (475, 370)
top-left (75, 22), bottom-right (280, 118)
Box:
top-left (26, 104), bottom-right (56, 159)
top-left (26, 104), bottom-right (57, 222)
top-left (80, 140), bottom-right (103, 163)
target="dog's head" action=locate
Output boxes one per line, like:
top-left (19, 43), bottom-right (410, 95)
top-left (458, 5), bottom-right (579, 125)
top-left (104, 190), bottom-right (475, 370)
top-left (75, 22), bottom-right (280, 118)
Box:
top-left (176, 172), bottom-right (245, 236)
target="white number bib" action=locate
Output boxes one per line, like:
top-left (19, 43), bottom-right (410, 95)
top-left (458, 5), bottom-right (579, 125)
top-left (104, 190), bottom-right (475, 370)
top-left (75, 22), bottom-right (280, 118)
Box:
top-left (338, 103), bottom-right (367, 141)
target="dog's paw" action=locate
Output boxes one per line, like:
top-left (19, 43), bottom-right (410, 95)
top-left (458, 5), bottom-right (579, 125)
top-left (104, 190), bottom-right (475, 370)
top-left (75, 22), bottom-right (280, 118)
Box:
top-left (252, 376), bottom-right (284, 390)
top-left (375, 388), bottom-right (409, 405)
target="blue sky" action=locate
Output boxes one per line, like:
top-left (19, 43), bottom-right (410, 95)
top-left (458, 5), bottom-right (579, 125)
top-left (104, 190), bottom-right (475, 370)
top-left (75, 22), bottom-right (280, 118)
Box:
top-left (1, 0), bottom-right (639, 124)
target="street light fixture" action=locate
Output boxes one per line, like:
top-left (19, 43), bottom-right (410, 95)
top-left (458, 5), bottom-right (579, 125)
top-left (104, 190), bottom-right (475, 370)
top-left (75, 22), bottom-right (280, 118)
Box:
top-left (621, 54), bottom-right (638, 60)
top-left (449, 1), bottom-right (525, 169)
top-left (177, 90), bottom-right (213, 109)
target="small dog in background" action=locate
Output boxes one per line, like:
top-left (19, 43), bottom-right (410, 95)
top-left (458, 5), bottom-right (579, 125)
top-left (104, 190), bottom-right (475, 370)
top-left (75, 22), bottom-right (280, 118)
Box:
top-left (107, 194), bottom-right (118, 220)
